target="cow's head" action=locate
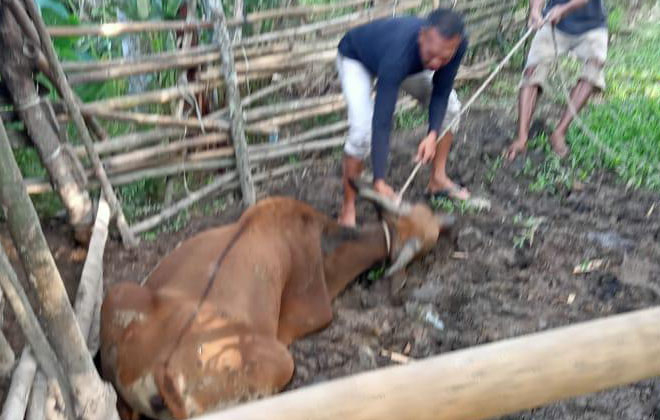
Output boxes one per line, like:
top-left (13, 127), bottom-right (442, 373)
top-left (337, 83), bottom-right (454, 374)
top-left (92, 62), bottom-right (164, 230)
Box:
top-left (350, 179), bottom-right (456, 277)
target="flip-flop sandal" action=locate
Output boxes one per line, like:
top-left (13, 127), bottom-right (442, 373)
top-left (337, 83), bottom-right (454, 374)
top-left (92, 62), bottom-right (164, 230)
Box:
top-left (425, 186), bottom-right (492, 211)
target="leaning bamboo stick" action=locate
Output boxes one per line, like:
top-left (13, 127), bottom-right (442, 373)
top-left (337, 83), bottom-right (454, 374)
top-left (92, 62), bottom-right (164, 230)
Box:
top-left (188, 306), bottom-right (660, 420)
top-left (0, 248), bottom-right (74, 420)
top-left (1, 348), bottom-right (38, 420)
top-left (102, 132), bottom-right (227, 172)
top-left (130, 170), bottom-right (237, 234)
top-left (67, 51), bottom-right (220, 85)
top-left (206, 0), bottom-right (256, 205)
top-left (0, 289), bottom-right (15, 378)
top-left (24, 0), bottom-right (137, 248)
top-left (73, 192), bottom-right (111, 348)
top-left (25, 372), bottom-right (47, 420)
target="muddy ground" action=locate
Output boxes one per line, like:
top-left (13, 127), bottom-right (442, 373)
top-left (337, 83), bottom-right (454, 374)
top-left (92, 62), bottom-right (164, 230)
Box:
top-left (2, 106), bottom-right (659, 419)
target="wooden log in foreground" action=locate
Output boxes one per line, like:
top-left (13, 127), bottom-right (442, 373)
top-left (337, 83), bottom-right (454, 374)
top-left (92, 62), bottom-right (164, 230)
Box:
top-left (189, 306), bottom-right (660, 420)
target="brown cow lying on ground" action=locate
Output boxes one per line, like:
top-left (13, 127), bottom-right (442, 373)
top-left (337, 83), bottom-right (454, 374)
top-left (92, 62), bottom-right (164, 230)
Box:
top-left (100, 181), bottom-right (455, 420)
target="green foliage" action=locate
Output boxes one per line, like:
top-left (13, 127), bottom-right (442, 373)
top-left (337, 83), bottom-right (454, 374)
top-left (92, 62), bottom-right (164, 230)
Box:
top-left (564, 22), bottom-right (660, 191)
top-left (518, 21), bottom-right (660, 193)
top-left (394, 107), bottom-right (426, 131)
top-left (512, 213), bottom-right (545, 249)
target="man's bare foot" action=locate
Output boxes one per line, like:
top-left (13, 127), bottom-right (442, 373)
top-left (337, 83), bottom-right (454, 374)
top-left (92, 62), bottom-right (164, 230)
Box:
top-left (427, 178), bottom-right (470, 201)
top-left (504, 139), bottom-right (527, 162)
top-left (338, 204), bottom-right (356, 227)
top-left (549, 131), bottom-right (569, 158)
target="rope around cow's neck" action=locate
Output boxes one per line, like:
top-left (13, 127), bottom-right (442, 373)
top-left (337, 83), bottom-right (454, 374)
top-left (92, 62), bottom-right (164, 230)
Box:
top-left (396, 22), bottom-right (546, 202)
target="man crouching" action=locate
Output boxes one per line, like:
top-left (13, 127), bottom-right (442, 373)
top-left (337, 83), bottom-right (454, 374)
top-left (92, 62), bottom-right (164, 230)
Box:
top-left (336, 8), bottom-right (469, 227)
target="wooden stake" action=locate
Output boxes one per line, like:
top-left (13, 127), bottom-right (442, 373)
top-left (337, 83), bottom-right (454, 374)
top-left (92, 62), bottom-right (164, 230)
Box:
top-left (73, 193), bottom-right (111, 350)
top-left (1, 348), bottom-right (38, 420)
top-left (0, 71), bottom-right (119, 420)
top-left (205, 0), bottom-right (255, 205)
top-left (26, 372), bottom-right (47, 420)
top-left (187, 306), bottom-right (660, 420)
top-left (0, 247), bottom-right (74, 420)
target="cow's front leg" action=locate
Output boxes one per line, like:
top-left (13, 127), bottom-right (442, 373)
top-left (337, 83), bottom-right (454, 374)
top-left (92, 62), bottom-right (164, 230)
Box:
top-left (277, 258), bottom-right (333, 345)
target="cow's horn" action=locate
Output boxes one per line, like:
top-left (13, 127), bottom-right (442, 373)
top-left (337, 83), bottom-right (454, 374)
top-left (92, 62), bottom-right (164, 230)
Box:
top-left (385, 237), bottom-right (422, 277)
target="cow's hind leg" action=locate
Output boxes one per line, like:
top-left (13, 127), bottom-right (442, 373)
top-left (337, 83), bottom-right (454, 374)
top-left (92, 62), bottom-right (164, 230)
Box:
top-left (157, 333), bottom-right (295, 418)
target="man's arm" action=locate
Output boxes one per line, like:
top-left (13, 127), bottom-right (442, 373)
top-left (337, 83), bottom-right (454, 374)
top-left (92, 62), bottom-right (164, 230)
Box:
top-left (529, 0), bottom-right (545, 28)
top-left (426, 38), bottom-right (467, 139)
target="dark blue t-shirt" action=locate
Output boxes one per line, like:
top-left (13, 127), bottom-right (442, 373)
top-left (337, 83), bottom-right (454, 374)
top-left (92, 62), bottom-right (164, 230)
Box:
top-left (544, 0), bottom-right (607, 35)
top-left (338, 16), bottom-right (467, 181)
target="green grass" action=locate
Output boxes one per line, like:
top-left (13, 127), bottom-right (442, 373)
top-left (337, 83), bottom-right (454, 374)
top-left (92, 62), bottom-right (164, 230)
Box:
top-left (516, 20), bottom-right (660, 194)
top-left (563, 21), bottom-right (660, 191)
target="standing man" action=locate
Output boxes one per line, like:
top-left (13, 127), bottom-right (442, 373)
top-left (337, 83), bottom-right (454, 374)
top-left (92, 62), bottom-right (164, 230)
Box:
top-left (336, 8), bottom-right (469, 227)
top-left (505, 0), bottom-right (608, 161)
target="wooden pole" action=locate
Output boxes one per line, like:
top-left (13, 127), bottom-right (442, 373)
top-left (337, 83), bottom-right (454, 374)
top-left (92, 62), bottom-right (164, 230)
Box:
top-left (0, 6), bottom-right (94, 242)
top-left (205, 0), bottom-right (256, 206)
top-left (83, 108), bottom-right (229, 131)
top-left (47, 20), bottom-right (214, 37)
top-left (0, 104), bottom-right (119, 420)
top-left (1, 348), bottom-right (38, 420)
top-left (61, 44), bottom-right (218, 72)
top-left (0, 247), bottom-right (75, 420)
top-left (188, 306), bottom-right (660, 420)
top-left (25, 373), bottom-right (47, 420)
top-left (73, 128), bottom-right (186, 157)
top-left (73, 192), bottom-right (111, 351)
top-left (102, 132), bottom-right (227, 172)
top-left (67, 51), bottom-right (219, 85)
top-left (0, 289), bottom-right (16, 378)
top-left (22, 0), bottom-right (138, 248)
top-left (24, 193), bottom-right (111, 420)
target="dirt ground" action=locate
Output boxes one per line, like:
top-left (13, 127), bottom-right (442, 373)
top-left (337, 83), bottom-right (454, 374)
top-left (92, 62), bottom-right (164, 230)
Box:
top-left (2, 106), bottom-right (659, 419)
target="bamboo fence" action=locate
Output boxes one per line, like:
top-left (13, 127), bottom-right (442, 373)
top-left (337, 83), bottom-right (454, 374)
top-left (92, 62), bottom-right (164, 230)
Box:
top-left (2, 0), bottom-right (525, 234)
